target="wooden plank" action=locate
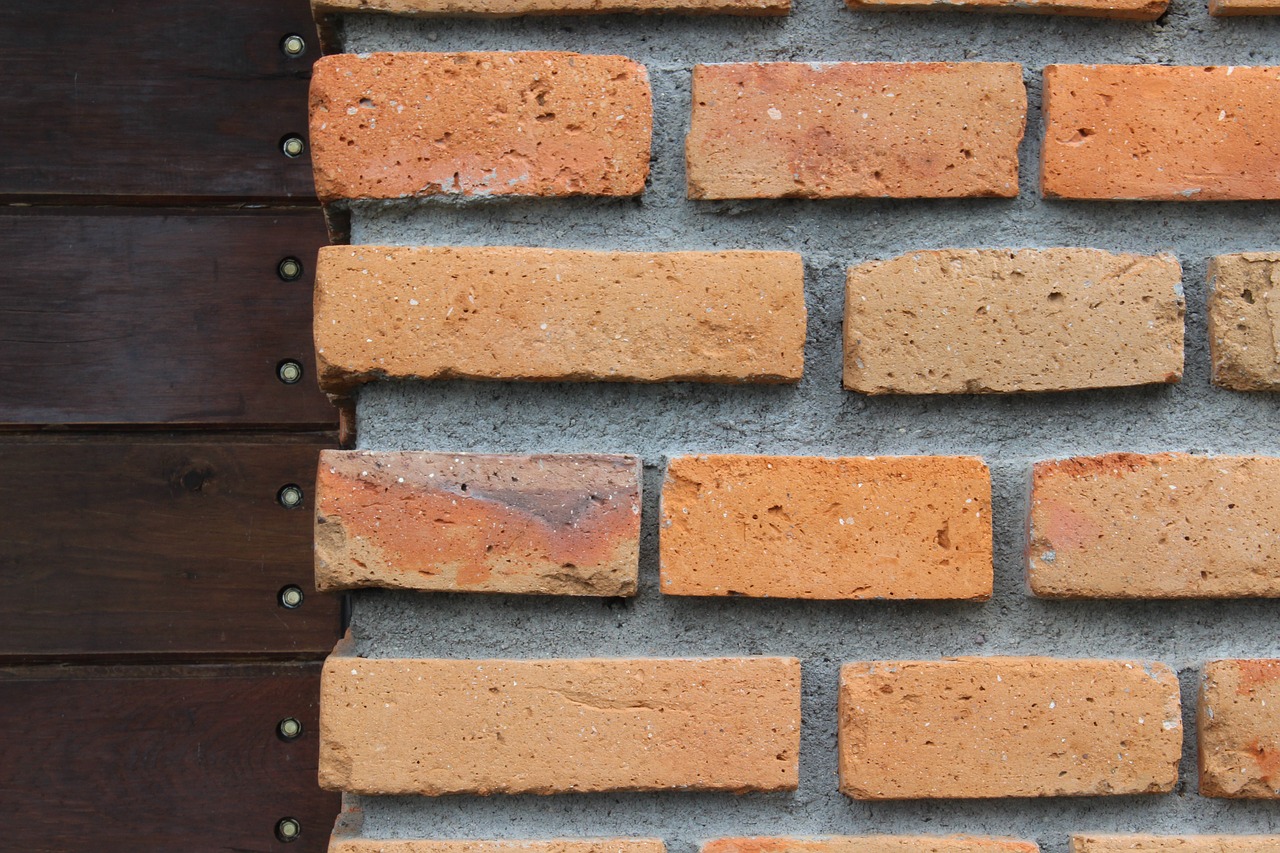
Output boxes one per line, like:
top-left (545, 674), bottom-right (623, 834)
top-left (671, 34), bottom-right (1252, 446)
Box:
top-left (0, 0), bottom-right (318, 203)
top-left (0, 209), bottom-right (337, 427)
top-left (0, 663), bottom-right (339, 852)
top-left (0, 436), bottom-right (341, 660)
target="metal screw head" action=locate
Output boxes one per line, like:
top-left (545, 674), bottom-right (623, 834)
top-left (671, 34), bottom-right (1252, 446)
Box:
top-left (275, 817), bottom-right (301, 843)
top-left (279, 585), bottom-right (305, 609)
top-left (281, 34), bottom-right (306, 57)
top-left (277, 360), bottom-right (303, 385)
top-left (277, 484), bottom-right (304, 509)
top-left (277, 257), bottom-right (303, 281)
top-left (281, 135), bottom-right (305, 158)
top-left (278, 717), bottom-right (304, 740)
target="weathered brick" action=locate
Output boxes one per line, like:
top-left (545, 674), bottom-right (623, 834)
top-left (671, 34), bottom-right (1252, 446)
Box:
top-left (1199, 659), bottom-right (1280, 798)
top-left (660, 455), bottom-right (992, 600)
top-left (1028, 453), bottom-right (1280, 599)
top-left (686, 62), bottom-right (1025, 199)
top-left (838, 657), bottom-right (1182, 799)
top-left (1042, 65), bottom-right (1280, 200)
top-left (332, 842), bottom-right (666, 853)
top-left (314, 246), bottom-right (806, 393)
top-left (309, 52), bottom-right (651, 202)
top-left (313, 0), bottom-right (787, 15)
top-left (1074, 836), bottom-right (1280, 852)
top-left (844, 0), bottom-right (1163, 17)
top-left (315, 451), bottom-right (641, 596)
top-left (320, 651), bottom-right (801, 794)
top-left (704, 838), bottom-right (1039, 853)
top-left (1210, 0), bottom-right (1280, 14)
top-left (844, 249), bottom-right (1184, 395)
top-left (1207, 253), bottom-right (1280, 391)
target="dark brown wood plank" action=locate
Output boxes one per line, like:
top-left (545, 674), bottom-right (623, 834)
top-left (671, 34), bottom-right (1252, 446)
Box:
top-left (0, 0), bottom-right (318, 203)
top-left (0, 435), bottom-right (341, 660)
top-left (0, 663), bottom-right (338, 852)
top-left (0, 209), bottom-right (337, 427)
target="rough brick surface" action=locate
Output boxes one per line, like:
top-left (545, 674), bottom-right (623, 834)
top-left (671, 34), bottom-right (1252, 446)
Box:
top-left (314, 246), bottom-right (806, 393)
top-left (308, 52), bottom-right (651, 202)
top-left (332, 842), bottom-right (666, 853)
top-left (838, 657), bottom-right (1183, 799)
top-left (320, 651), bottom-right (801, 794)
top-left (1028, 453), bottom-right (1280, 599)
top-left (686, 62), bottom-right (1026, 199)
top-left (843, 0), bottom-right (1163, 17)
top-left (1042, 65), bottom-right (1280, 200)
top-left (1207, 253), bottom-right (1280, 391)
top-left (704, 838), bottom-right (1039, 853)
top-left (315, 451), bottom-right (641, 596)
top-left (1209, 0), bottom-right (1280, 13)
top-left (843, 249), bottom-right (1184, 395)
top-left (313, 0), bottom-right (787, 15)
top-left (660, 455), bottom-right (992, 600)
top-left (1199, 659), bottom-right (1280, 798)
top-left (1074, 836), bottom-right (1280, 852)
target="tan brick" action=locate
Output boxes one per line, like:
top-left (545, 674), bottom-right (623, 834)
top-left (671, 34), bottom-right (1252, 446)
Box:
top-left (838, 657), bottom-right (1182, 799)
top-left (1210, 0), bottom-right (1280, 14)
top-left (704, 838), bottom-right (1039, 853)
top-left (314, 246), bottom-right (806, 393)
top-left (844, 249), bottom-right (1184, 395)
top-left (313, 0), bottom-right (786, 16)
top-left (1028, 453), bottom-right (1280, 599)
top-left (1207, 253), bottom-right (1280, 391)
top-left (844, 0), bottom-right (1162, 17)
top-left (319, 651), bottom-right (801, 794)
top-left (315, 451), bottom-right (641, 596)
top-left (1042, 65), bottom-right (1280, 200)
top-left (1073, 836), bottom-right (1280, 853)
top-left (686, 62), bottom-right (1025, 199)
top-left (660, 455), bottom-right (992, 600)
top-left (308, 52), bottom-right (651, 202)
top-left (332, 842), bottom-right (666, 853)
top-left (1199, 659), bottom-right (1280, 798)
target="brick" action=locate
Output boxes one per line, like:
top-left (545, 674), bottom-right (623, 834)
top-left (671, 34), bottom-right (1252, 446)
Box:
top-left (315, 451), bottom-right (641, 596)
top-left (308, 52), bottom-right (651, 202)
top-left (1199, 659), bottom-right (1280, 798)
top-left (1210, 0), bottom-right (1280, 14)
top-left (838, 657), bottom-right (1182, 798)
top-left (332, 842), bottom-right (666, 853)
top-left (844, 0), bottom-right (1163, 18)
top-left (686, 62), bottom-right (1025, 199)
top-left (704, 838), bottom-right (1039, 853)
top-left (313, 0), bottom-right (787, 16)
top-left (314, 246), bottom-right (806, 393)
top-left (660, 455), bottom-right (992, 600)
top-left (319, 652), bottom-right (801, 794)
top-left (1028, 453), bottom-right (1280, 599)
top-left (844, 249), bottom-right (1185, 395)
top-left (1042, 65), bottom-right (1280, 200)
top-left (1207, 253), bottom-right (1280, 391)
top-left (1074, 837), bottom-right (1280, 853)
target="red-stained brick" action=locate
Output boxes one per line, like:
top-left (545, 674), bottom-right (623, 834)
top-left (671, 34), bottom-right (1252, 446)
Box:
top-left (1199, 659), bottom-right (1280, 798)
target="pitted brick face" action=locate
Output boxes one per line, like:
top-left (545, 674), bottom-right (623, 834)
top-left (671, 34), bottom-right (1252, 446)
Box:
top-left (704, 838), bottom-right (1039, 853)
top-left (1073, 836), bottom-right (1280, 852)
top-left (308, 52), bottom-right (651, 202)
top-left (313, 0), bottom-right (788, 15)
top-left (1209, 0), bottom-right (1280, 14)
top-left (838, 657), bottom-right (1182, 799)
top-left (1207, 254), bottom-right (1280, 391)
top-left (331, 842), bottom-right (667, 853)
top-left (1199, 659), bottom-right (1280, 798)
top-left (315, 451), bottom-right (641, 596)
top-left (843, 0), bottom-right (1163, 18)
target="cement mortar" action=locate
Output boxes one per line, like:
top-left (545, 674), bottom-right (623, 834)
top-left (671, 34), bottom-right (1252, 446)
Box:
top-left (332, 5), bottom-right (1280, 849)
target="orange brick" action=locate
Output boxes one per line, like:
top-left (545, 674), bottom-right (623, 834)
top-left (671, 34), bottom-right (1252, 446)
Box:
top-left (660, 455), bottom-right (992, 600)
top-left (1209, 0), bottom-right (1280, 13)
top-left (320, 650), bottom-right (801, 794)
top-left (844, 0), bottom-right (1162, 17)
top-left (313, 0), bottom-right (787, 15)
top-left (315, 451), bottom-right (641, 596)
top-left (1074, 836), bottom-right (1280, 852)
top-left (309, 52), bottom-right (651, 202)
top-left (844, 249), bottom-right (1184, 394)
top-left (1028, 453), bottom-right (1280, 599)
top-left (686, 62), bottom-right (1025, 199)
top-left (704, 838), bottom-right (1039, 853)
top-left (1207, 253), bottom-right (1280, 391)
top-left (332, 842), bottom-right (667, 853)
top-left (314, 246), bottom-right (806, 393)
top-left (1042, 65), bottom-right (1280, 200)
top-left (838, 657), bottom-right (1182, 798)
top-left (1199, 659), bottom-right (1280, 798)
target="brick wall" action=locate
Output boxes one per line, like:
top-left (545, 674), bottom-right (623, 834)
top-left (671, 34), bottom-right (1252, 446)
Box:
top-left (309, 1), bottom-right (1280, 849)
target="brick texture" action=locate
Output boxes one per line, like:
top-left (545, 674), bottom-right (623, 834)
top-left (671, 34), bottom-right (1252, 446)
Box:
top-left (660, 455), bottom-right (992, 600)
top-left (1199, 659), bottom-right (1280, 798)
top-left (1207, 253), bottom-right (1280, 391)
top-left (331, 842), bottom-right (666, 853)
top-left (314, 246), bottom-right (806, 394)
top-left (315, 451), bottom-right (641, 596)
top-left (838, 657), bottom-right (1182, 799)
top-left (1028, 453), bottom-right (1280, 599)
top-left (843, 0), bottom-right (1163, 17)
top-left (1209, 0), bottom-right (1280, 12)
top-left (319, 651), bottom-right (801, 794)
top-left (314, 0), bottom-right (788, 15)
top-left (1042, 65), bottom-right (1280, 200)
top-left (1073, 837), bottom-right (1280, 852)
top-left (686, 62), bottom-right (1026, 199)
top-left (308, 52), bottom-right (651, 202)
top-left (843, 249), bottom-right (1184, 395)
top-left (704, 838), bottom-right (1039, 853)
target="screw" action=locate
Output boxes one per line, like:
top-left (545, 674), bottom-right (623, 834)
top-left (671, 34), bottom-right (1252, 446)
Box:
top-left (281, 34), bottom-right (306, 57)
top-left (279, 586), bottom-right (305, 609)
top-left (277, 257), bottom-right (303, 281)
top-left (278, 717), bottom-right (304, 740)
top-left (281, 135), bottom-right (305, 158)
top-left (277, 484), bottom-right (304, 509)
top-left (277, 360), bottom-right (303, 385)
top-left (275, 817), bottom-right (301, 843)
